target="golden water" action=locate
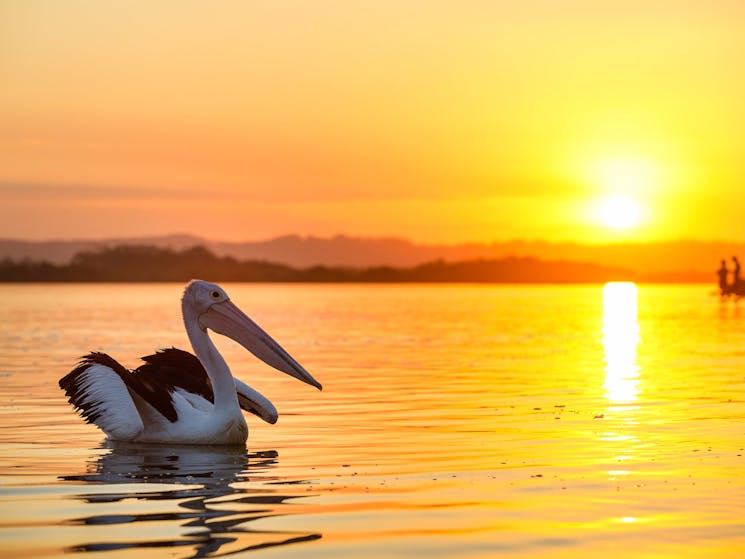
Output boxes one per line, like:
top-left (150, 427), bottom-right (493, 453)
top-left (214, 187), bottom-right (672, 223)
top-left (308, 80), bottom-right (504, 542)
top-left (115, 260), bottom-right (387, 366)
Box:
top-left (0, 283), bottom-right (743, 558)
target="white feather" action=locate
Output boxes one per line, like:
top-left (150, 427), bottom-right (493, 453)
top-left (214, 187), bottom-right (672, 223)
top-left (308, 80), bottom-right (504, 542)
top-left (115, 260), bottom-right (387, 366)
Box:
top-left (74, 364), bottom-right (144, 440)
top-left (173, 387), bottom-right (213, 412)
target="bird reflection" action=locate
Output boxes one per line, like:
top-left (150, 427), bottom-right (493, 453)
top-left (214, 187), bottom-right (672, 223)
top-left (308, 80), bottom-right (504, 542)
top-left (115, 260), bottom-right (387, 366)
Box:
top-left (602, 282), bottom-right (641, 404)
top-left (60, 443), bottom-right (321, 557)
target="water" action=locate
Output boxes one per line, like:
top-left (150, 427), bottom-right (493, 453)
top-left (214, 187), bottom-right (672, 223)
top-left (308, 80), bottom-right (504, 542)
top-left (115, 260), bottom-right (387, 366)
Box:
top-left (0, 283), bottom-right (743, 558)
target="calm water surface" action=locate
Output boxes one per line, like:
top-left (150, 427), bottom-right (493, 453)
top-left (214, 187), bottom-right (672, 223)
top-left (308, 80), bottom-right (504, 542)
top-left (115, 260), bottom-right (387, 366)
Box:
top-left (0, 283), bottom-right (743, 558)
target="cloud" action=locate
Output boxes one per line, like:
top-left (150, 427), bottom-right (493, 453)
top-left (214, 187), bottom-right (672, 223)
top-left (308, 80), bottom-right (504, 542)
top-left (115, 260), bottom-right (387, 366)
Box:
top-left (0, 183), bottom-right (204, 202)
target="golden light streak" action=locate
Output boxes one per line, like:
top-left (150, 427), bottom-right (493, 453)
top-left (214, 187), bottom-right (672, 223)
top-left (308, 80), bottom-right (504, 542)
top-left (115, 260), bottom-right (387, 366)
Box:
top-left (602, 282), bottom-right (640, 404)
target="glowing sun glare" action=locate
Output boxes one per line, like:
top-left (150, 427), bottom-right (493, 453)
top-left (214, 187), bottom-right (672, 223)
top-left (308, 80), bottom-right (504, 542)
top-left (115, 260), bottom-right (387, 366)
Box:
top-left (597, 195), bottom-right (642, 230)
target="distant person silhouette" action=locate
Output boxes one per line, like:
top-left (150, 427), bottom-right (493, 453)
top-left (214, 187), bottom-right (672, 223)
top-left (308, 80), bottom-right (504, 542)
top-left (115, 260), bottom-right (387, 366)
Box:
top-left (733, 256), bottom-right (741, 288)
top-left (718, 259), bottom-right (729, 296)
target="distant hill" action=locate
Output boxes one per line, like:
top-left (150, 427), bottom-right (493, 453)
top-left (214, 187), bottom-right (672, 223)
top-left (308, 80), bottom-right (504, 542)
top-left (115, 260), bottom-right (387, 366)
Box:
top-left (0, 234), bottom-right (204, 265)
top-left (1, 234), bottom-right (742, 280)
top-left (0, 244), bottom-right (640, 283)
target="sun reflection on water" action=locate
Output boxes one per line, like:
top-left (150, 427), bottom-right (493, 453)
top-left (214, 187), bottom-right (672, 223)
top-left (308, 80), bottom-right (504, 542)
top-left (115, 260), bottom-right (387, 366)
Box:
top-left (602, 282), bottom-right (641, 404)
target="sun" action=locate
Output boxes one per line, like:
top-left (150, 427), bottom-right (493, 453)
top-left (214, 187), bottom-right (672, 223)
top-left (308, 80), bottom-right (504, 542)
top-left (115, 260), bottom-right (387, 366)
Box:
top-left (596, 194), bottom-right (643, 230)
top-left (584, 155), bottom-right (658, 232)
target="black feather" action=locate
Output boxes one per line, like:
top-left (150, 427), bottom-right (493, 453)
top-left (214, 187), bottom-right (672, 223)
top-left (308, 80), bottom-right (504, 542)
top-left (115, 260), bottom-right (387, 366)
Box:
top-left (134, 348), bottom-right (214, 405)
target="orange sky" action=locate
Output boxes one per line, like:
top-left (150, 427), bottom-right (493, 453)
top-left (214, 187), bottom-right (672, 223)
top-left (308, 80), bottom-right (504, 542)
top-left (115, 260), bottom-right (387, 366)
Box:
top-left (1, 1), bottom-right (743, 243)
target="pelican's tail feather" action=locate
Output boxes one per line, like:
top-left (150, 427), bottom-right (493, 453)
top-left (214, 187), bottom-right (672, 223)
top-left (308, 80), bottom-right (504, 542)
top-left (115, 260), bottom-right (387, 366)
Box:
top-left (59, 353), bottom-right (145, 440)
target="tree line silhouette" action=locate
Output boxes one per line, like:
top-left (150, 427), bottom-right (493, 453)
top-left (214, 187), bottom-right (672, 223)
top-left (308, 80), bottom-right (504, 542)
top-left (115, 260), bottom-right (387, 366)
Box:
top-left (0, 244), bottom-right (636, 283)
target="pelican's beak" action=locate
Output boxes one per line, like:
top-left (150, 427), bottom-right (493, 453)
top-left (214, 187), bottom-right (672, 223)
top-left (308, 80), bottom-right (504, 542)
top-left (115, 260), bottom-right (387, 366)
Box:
top-left (199, 300), bottom-right (322, 390)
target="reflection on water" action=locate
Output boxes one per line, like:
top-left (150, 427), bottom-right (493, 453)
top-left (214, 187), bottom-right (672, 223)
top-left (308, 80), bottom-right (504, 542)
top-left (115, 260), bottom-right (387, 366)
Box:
top-left (60, 443), bottom-right (321, 556)
top-left (602, 282), bottom-right (641, 404)
top-left (600, 282), bottom-right (642, 496)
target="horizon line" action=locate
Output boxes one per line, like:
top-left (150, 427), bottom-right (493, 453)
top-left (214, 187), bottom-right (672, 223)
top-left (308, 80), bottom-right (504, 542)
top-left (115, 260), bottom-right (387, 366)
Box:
top-left (2, 232), bottom-right (745, 247)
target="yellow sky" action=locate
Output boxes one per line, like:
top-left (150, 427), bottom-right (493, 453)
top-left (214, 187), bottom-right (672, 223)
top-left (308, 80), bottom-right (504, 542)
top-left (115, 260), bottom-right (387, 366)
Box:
top-left (1, 1), bottom-right (743, 243)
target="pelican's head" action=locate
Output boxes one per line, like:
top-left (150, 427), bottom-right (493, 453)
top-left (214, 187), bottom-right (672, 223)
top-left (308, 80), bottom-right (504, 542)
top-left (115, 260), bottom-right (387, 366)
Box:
top-left (182, 280), bottom-right (322, 392)
top-left (182, 280), bottom-right (231, 315)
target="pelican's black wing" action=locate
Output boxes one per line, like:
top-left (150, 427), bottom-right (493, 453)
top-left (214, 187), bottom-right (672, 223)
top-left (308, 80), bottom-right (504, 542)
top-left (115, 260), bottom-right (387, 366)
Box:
top-left (59, 352), bottom-right (180, 439)
top-left (134, 347), bottom-right (214, 405)
top-left (136, 348), bottom-right (277, 422)
top-left (61, 352), bottom-right (179, 423)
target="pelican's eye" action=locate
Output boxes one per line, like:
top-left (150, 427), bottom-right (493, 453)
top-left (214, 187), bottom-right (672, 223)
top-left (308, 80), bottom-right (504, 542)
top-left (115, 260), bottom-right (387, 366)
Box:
top-left (210, 290), bottom-right (222, 300)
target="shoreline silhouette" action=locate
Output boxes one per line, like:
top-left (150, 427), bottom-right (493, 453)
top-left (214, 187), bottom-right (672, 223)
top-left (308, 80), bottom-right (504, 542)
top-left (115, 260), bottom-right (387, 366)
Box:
top-left (0, 244), bottom-right (711, 283)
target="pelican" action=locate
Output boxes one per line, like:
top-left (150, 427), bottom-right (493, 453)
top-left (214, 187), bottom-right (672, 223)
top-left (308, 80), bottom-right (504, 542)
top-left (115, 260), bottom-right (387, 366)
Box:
top-left (59, 280), bottom-right (321, 445)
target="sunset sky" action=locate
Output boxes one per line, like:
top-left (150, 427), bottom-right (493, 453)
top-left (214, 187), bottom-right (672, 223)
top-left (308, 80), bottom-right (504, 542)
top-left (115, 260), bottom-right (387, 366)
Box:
top-left (1, 1), bottom-right (743, 244)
